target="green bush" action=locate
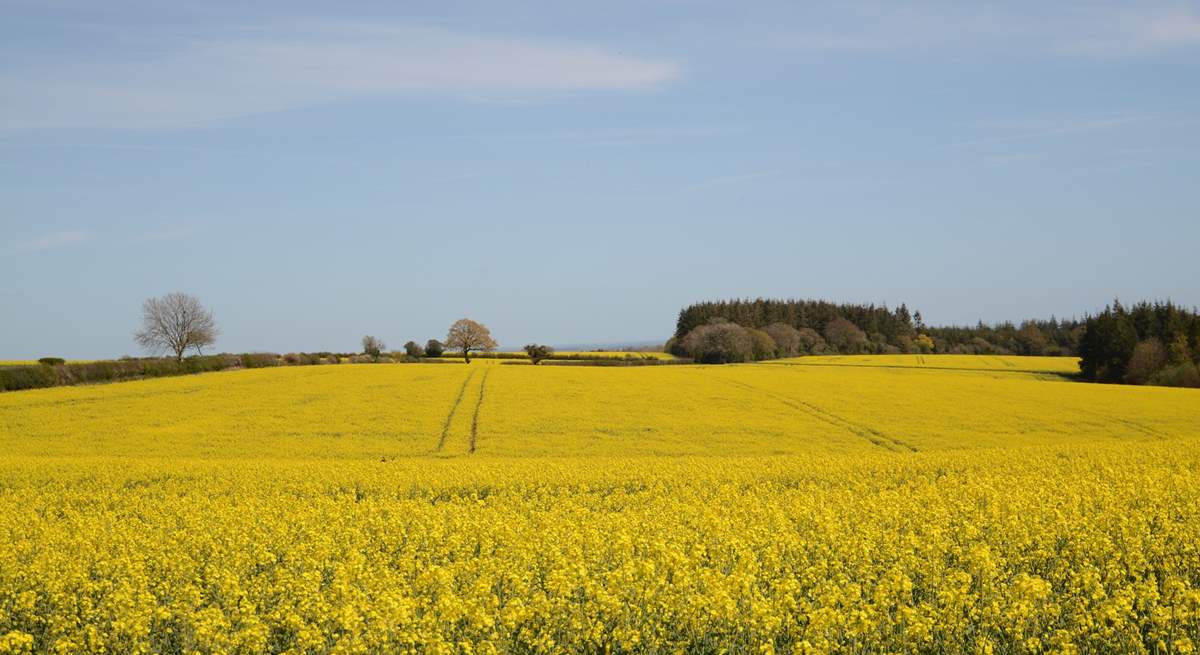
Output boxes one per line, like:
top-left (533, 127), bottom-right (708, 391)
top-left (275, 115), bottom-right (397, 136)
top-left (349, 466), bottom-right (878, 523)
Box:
top-left (1149, 362), bottom-right (1200, 388)
top-left (0, 350), bottom-right (344, 394)
top-left (524, 344), bottom-right (554, 365)
top-left (37, 357), bottom-right (66, 366)
top-left (0, 365), bottom-right (59, 391)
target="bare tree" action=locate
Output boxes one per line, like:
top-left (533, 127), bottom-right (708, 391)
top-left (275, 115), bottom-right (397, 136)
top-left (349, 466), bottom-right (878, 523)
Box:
top-left (361, 335), bottom-right (385, 358)
top-left (823, 317), bottom-right (869, 354)
top-left (1125, 339), bottom-right (1168, 385)
top-left (446, 319), bottom-right (497, 362)
top-left (796, 327), bottom-right (825, 354)
top-left (762, 323), bottom-right (802, 357)
top-left (134, 293), bottom-right (218, 362)
top-left (681, 322), bottom-right (754, 364)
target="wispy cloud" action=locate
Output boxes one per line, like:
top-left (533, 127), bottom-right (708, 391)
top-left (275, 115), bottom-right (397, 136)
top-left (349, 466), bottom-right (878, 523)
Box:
top-left (0, 22), bottom-right (681, 130)
top-left (7, 230), bottom-right (90, 254)
top-left (449, 125), bottom-right (731, 148)
top-left (757, 4), bottom-right (1200, 59)
top-left (981, 152), bottom-right (1044, 165)
top-left (1059, 8), bottom-right (1200, 57)
top-left (941, 116), bottom-right (1149, 149)
top-left (0, 142), bottom-right (262, 156)
top-left (135, 224), bottom-right (206, 243)
top-left (683, 169), bottom-right (782, 191)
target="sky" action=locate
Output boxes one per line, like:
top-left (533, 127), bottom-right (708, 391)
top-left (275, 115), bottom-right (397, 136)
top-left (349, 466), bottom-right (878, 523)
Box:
top-left (2, 1), bottom-right (1199, 358)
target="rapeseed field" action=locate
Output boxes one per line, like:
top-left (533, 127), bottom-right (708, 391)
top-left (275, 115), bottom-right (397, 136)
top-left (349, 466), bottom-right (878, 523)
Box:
top-left (770, 354), bottom-right (1082, 374)
top-left (1, 357), bottom-right (1198, 654)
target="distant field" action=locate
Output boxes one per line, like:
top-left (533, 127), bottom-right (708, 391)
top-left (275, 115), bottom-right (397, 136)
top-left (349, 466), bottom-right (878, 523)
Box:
top-left (1, 356), bottom-right (1198, 653)
top-left (551, 350), bottom-right (676, 359)
top-left (436, 350), bottom-right (676, 361)
top-left (1, 357), bottom-right (1184, 458)
top-left (771, 353), bottom-right (1081, 374)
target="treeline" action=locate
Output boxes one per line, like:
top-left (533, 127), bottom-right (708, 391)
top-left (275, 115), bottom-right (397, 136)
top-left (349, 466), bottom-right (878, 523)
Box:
top-left (669, 298), bottom-right (1082, 362)
top-left (1078, 300), bottom-right (1200, 388)
top-left (922, 319), bottom-right (1082, 356)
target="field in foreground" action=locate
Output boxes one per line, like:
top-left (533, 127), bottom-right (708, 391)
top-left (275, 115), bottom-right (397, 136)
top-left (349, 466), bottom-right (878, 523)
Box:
top-left (1, 357), bottom-right (1199, 654)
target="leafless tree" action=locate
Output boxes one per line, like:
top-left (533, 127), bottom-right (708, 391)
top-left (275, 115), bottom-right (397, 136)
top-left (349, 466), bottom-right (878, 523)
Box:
top-left (823, 317), bottom-right (869, 354)
top-left (446, 318), bottom-right (497, 362)
top-left (134, 292), bottom-right (218, 362)
top-left (361, 335), bottom-right (385, 358)
top-left (762, 323), bottom-right (802, 357)
top-left (1125, 339), bottom-right (1168, 385)
top-left (796, 327), bottom-right (826, 354)
top-left (681, 322), bottom-right (754, 363)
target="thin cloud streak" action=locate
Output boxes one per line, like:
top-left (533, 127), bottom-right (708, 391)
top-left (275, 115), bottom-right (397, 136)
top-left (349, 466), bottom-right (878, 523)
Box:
top-left (1060, 8), bottom-right (1200, 57)
top-left (940, 116), bottom-right (1149, 149)
top-left (7, 230), bottom-right (90, 254)
top-left (135, 225), bottom-right (206, 243)
top-left (448, 125), bottom-right (732, 148)
top-left (757, 4), bottom-right (1200, 59)
top-left (682, 169), bottom-right (783, 191)
top-left (0, 142), bottom-right (262, 155)
top-left (0, 22), bottom-right (681, 130)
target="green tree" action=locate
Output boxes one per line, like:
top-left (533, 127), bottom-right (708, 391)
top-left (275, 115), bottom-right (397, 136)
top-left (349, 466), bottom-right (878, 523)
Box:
top-left (523, 344), bottom-right (554, 365)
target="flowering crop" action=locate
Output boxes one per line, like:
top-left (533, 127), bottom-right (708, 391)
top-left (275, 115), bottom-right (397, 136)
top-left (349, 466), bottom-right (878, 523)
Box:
top-left (771, 354), bottom-right (1082, 374)
top-left (1, 358), bottom-right (1198, 654)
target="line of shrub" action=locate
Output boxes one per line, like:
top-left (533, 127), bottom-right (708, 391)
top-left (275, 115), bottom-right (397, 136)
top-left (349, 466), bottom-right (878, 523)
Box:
top-left (0, 353), bottom-right (345, 392)
top-left (546, 353), bottom-right (665, 361)
top-left (539, 358), bottom-right (693, 367)
top-left (437, 352), bottom-right (529, 360)
top-left (0, 355), bottom-right (239, 392)
top-left (437, 351), bottom-right (670, 362)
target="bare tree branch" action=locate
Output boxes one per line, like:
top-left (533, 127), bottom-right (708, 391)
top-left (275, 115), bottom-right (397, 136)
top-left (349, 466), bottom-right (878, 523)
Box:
top-left (134, 292), bottom-right (218, 362)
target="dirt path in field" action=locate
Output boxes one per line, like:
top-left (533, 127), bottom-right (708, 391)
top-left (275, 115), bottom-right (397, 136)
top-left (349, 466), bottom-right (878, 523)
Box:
top-left (468, 369), bottom-right (490, 454)
top-left (436, 370), bottom-right (476, 452)
top-left (719, 377), bottom-right (918, 452)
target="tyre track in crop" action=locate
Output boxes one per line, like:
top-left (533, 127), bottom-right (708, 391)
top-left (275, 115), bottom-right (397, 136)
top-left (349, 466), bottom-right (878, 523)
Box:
top-left (719, 377), bottom-right (918, 452)
top-left (435, 370), bottom-right (476, 452)
top-left (1070, 405), bottom-right (1170, 440)
top-left (468, 370), bottom-right (490, 455)
top-left (1108, 417), bottom-right (1168, 439)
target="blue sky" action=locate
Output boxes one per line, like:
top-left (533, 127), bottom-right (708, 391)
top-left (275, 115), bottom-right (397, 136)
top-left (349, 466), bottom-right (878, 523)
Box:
top-left (2, 1), bottom-right (1199, 358)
